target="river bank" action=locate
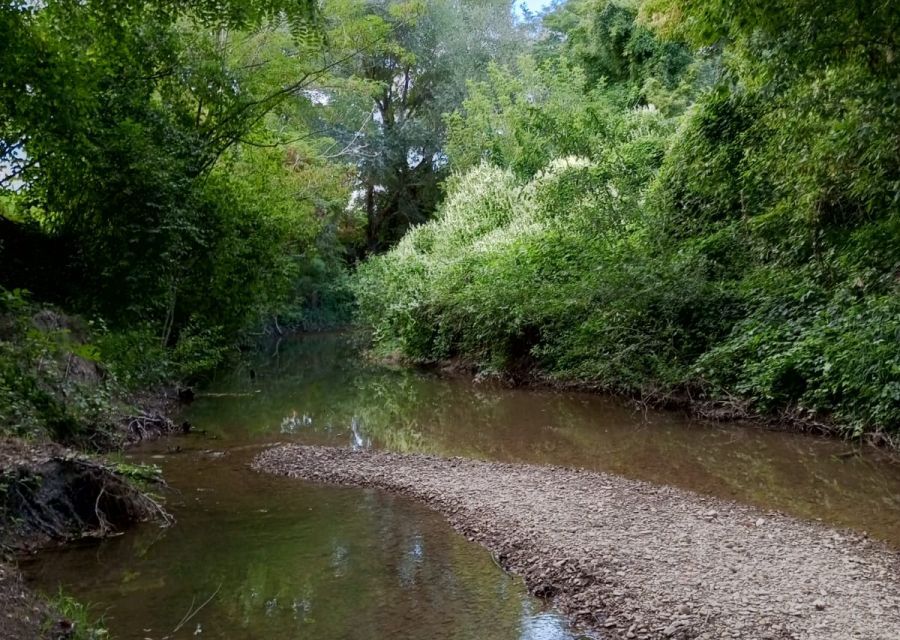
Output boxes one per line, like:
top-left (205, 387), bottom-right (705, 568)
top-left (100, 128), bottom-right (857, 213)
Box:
top-left (392, 354), bottom-right (900, 451)
top-left (0, 389), bottom-right (179, 639)
top-left (0, 562), bottom-right (47, 639)
top-left (255, 444), bottom-right (900, 640)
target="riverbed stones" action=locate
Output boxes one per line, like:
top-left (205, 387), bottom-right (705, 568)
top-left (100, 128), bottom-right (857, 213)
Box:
top-left (254, 445), bottom-right (900, 640)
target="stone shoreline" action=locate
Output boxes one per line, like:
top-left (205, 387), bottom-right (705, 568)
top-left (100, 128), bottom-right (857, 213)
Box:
top-left (254, 444), bottom-right (900, 640)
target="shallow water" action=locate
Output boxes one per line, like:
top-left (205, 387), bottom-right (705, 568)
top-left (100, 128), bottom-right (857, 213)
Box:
top-left (22, 333), bottom-right (900, 638)
top-left (25, 446), bottom-right (576, 640)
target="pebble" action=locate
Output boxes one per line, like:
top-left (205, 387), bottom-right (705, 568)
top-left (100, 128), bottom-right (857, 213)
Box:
top-left (255, 444), bottom-right (900, 640)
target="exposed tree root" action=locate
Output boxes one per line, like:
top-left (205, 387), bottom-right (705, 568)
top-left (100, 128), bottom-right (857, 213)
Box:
top-left (1, 442), bottom-right (173, 552)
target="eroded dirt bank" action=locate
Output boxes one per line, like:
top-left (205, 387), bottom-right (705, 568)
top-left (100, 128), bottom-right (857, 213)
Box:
top-left (254, 445), bottom-right (900, 640)
top-left (0, 439), bottom-right (169, 552)
top-left (1, 438), bottom-right (172, 639)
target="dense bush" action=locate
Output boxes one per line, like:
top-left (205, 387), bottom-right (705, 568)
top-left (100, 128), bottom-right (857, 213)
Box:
top-left (357, 106), bottom-right (678, 373)
top-left (0, 290), bottom-right (117, 445)
top-left (0, 288), bottom-right (233, 447)
top-left (356, 0), bottom-right (900, 437)
top-left (0, 1), bottom-right (351, 356)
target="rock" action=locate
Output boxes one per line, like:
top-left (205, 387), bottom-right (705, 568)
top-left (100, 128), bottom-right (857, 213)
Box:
top-left (814, 600), bottom-right (826, 611)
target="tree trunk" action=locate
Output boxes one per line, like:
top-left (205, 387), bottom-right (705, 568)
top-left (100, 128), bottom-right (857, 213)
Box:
top-left (365, 182), bottom-right (378, 253)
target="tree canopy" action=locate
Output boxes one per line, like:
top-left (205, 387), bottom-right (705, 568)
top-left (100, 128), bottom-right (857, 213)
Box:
top-left (356, 0), bottom-right (900, 437)
top-left (1, 0), bottom-right (898, 438)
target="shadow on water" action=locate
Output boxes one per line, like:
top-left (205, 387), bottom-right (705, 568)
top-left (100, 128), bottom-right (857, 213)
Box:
top-left (25, 445), bottom-right (579, 640)
top-left (194, 333), bottom-right (900, 544)
top-left (22, 332), bottom-right (900, 638)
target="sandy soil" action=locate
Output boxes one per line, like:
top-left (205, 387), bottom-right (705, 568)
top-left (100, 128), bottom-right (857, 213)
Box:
top-left (254, 445), bottom-right (900, 640)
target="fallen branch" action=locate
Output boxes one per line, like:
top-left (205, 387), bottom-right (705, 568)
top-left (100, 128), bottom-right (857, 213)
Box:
top-left (172, 583), bottom-right (222, 633)
top-left (124, 411), bottom-right (175, 442)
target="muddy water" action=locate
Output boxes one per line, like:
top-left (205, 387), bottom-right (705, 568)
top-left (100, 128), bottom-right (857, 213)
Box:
top-left (23, 333), bottom-right (900, 638)
top-left (25, 447), bottom-right (576, 640)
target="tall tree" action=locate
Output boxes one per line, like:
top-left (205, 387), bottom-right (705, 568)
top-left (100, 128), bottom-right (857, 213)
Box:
top-left (0, 0), bottom-right (347, 338)
top-left (318, 0), bottom-right (523, 252)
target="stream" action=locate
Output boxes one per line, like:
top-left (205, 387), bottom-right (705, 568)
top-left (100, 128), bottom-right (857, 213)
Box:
top-left (22, 333), bottom-right (900, 639)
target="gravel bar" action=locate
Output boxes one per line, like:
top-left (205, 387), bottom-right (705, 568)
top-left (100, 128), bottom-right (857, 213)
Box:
top-left (253, 444), bottom-right (900, 640)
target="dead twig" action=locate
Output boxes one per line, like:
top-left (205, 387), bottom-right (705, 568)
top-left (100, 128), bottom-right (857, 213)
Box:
top-left (93, 485), bottom-right (110, 536)
top-left (172, 583), bottom-right (222, 633)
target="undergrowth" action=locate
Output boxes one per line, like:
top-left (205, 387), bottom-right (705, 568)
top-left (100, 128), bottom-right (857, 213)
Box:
top-left (355, 14), bottom-right (900, 439)
top-left (46, 590), bottom-right (109, 640)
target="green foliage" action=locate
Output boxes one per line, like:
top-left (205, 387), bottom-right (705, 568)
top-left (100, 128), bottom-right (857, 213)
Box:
top-left (0, 0), bottom-right (361, 452)
top-left (537, 0), bottom-right (706, 115)
top-left (91, 326), bottom-right (170, 391)
top-left (320, 0), bottom-right (525, 250)
top-left (357, 108), bottom-right (676, 373)
top-left (91, 318), bottom-right (229, 390)
top-left (2, 0), bottom-right (527, 454)
top-left (45, 590), bottom-right (109, 640)
top-left (446, 57), bottom-right (618, 178)
top-left (0, 288), bottom-right (221, 448)
top-left (544, 0), bottom-right (692, 87)
top-left (642, 0), bottom-right (900, 432)
top-left (94, 320), bottom-right (228, 390)
top-left (285, 251), bottom-right (357, 330)
top-left (111, 461), bottom-right (164, 492)
top-left (0, 290), bottom-right (118, 446)
top-left (641, 0), bottom-right (898, 85)
top-left (0, 0), bottom-right (348, 350)
top-left (696, 276), bottom-right (900, 434)
top-left (3, 0), bottom-right (897, 438)
top-left (356, 0), bottom-right (900, 437)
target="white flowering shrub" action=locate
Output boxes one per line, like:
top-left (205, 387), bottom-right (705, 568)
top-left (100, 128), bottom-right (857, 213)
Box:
top-left (354, 117), bottom-right (677, 372)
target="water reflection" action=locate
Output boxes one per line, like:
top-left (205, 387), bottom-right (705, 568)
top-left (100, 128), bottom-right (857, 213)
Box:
top-left (21, 332), bottom-right (900, 640)
top-left (188, 333), bottom-right (900, 545)
top-left (24, 449), bottom-right (583, 640)
top-left (523, 612), bottom-right (582, 640)
top-left (279, 410), bottom-right (313, 434)
top-left (350, 415), bottom-right (371, 449)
